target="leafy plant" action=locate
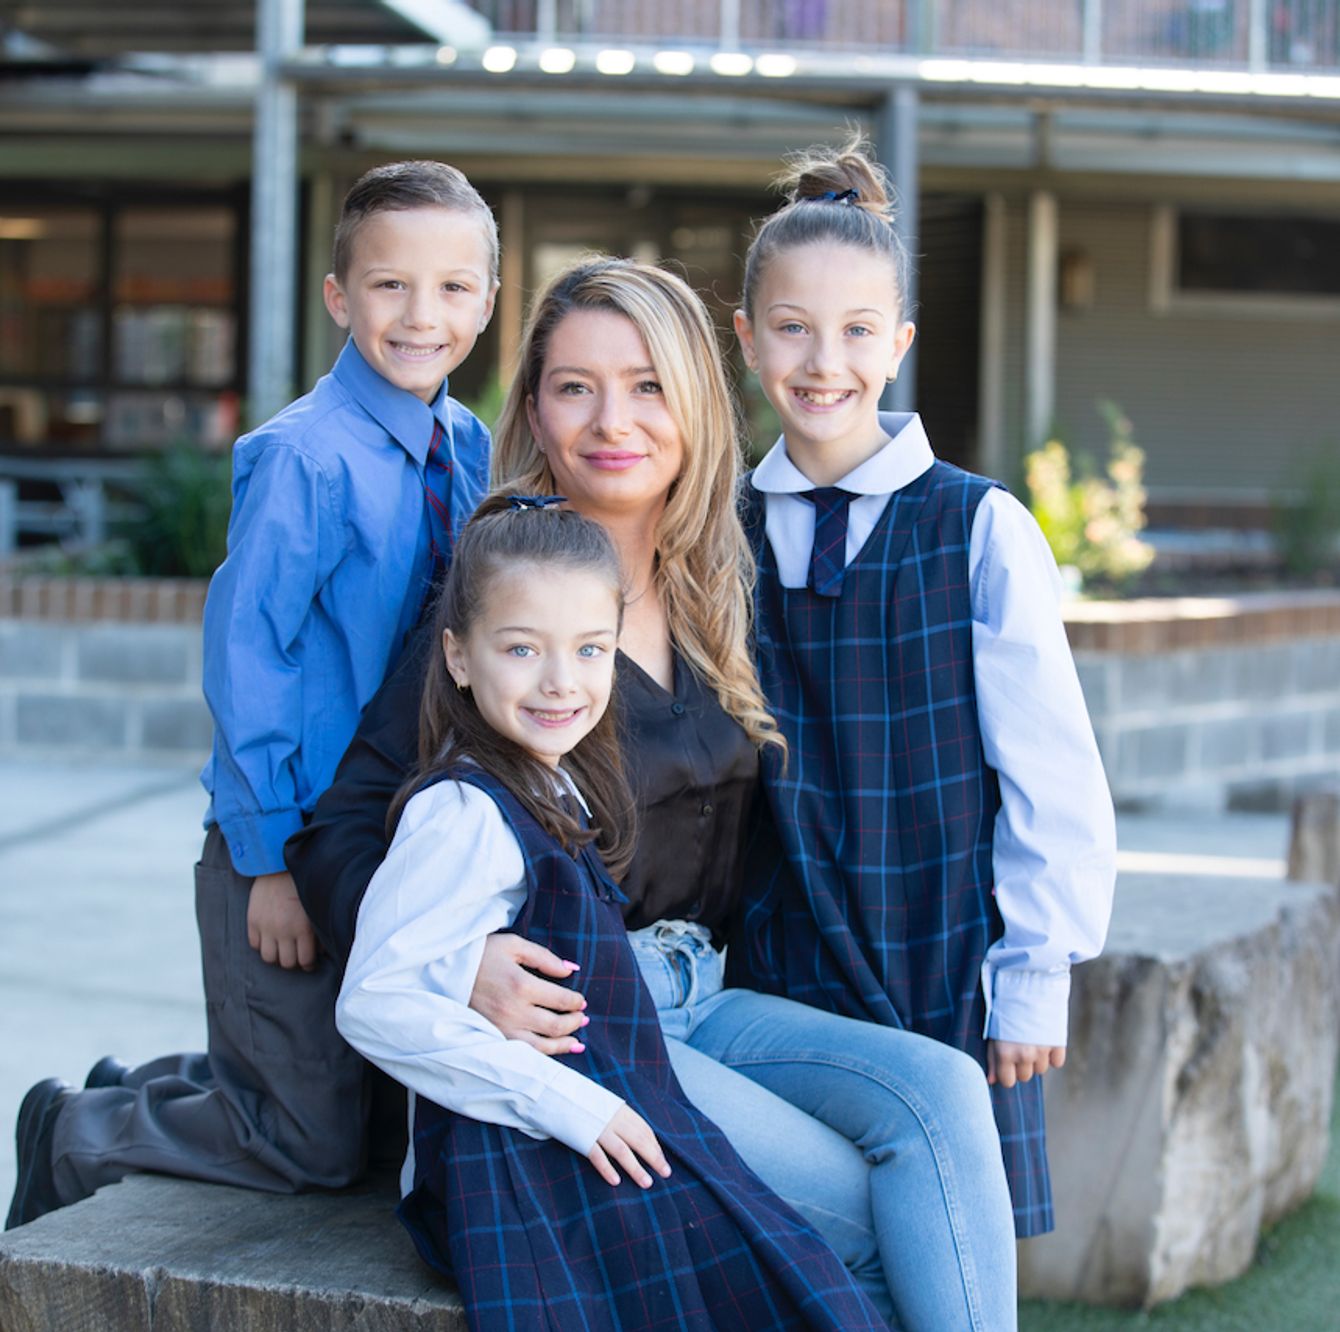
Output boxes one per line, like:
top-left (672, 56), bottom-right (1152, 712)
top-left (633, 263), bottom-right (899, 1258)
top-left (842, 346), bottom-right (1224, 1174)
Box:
top-left (458, 375), bottom-right (508, 434)
top-left (121, 442), bottom-right (232, 579)
top-left (1272, 451), bottom-right (1340, 578)
top-left (736, 372), bottom-right (783, 465)
top-left (1024, 402), bottom-right (1154, 591)
top-left (9, 538), bottom-right (140, 578)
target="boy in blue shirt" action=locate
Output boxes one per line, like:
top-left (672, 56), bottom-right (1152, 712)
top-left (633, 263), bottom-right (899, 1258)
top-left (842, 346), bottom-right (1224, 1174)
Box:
top-left (8, 160), bottom-right (498, 1228)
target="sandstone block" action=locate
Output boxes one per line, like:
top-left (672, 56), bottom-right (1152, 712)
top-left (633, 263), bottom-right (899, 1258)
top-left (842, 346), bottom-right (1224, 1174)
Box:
top-left (0, 1173), bottom-right (464, 1331)
top-left (1288, 786), bottom-right (1340, 887)
top-left (16, 694), bottom-right (129, 750)
top-left (1018, 871), bottom-right (1340, 1308)
top-left (1132, 724), bottom-right (1191, 781)
top-left (139, 696), bottom-right (213, 753)
top-left (1196, 717), bottom-right (1252, 771)
top-left (76, 624), bottom-right (193, 687)
top-left (0, 623), bottom-right (65, 681)
top-left (1261, 712), bottom-right (1315, 763)
top-left (1072, 656), bottom-right (1110, 718)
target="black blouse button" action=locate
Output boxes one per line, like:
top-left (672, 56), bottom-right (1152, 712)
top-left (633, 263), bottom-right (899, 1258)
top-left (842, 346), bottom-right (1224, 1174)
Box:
top-left (700, 802), bottom-right (713, 816)
top-left (671, 702), bottom-right (686, 717)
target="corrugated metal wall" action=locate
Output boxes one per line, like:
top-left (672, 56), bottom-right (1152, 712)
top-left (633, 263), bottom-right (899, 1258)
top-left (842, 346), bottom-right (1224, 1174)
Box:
top-left (914, 194), bottom-right (983, 471)
top-left (1048, 200), bottom-right (1340, 502)
top-left (1000, 201), bottom-right (1032, 488)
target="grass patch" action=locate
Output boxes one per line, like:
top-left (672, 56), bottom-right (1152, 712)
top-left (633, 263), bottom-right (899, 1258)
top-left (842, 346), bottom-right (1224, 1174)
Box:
top-left (1021, 1067), bottom-right (1340, 1330)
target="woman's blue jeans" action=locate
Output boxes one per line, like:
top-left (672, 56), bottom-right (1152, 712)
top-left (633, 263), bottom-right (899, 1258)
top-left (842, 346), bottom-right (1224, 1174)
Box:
top-left (628, 920), bottom-right (1017, 1332)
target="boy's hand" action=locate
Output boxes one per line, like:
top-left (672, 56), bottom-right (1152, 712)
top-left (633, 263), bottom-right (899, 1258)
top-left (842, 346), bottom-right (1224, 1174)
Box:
top-left (987, 1040), bottom-right (1066, 1089)
top-left (587, 1107), bottom-right (672, 1188)
top-left (470, 934), bottom-right (588, 1056)
top-left (247, 871), bottom-right (319, 971)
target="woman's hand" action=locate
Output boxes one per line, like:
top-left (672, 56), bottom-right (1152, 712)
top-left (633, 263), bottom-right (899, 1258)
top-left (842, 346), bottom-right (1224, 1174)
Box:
top-left (469, 933), bottom-right (589, 1055)
top-left (587, 1107), bottom-right (672, 1188)
top-left (987, 1040), bottom-right (1066, 1088)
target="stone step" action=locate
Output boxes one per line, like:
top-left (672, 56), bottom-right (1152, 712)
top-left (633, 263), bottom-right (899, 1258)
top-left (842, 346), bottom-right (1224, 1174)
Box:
top-left (0, 1172), bottom-right (465, 1331)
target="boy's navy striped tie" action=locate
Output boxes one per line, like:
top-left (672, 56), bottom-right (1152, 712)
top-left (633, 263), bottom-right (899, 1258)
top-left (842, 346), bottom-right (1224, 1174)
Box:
top-left (424, 419), bottom-right (454, 579)
top-left (804, 487), bottom-right (855, 598)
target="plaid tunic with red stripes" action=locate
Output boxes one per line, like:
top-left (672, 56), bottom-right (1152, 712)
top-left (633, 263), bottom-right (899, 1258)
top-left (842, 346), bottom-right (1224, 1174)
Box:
top-left (730, 460), bottom-right (1053, 1237)
top-left (398, 769), bottom-right (886, 1330)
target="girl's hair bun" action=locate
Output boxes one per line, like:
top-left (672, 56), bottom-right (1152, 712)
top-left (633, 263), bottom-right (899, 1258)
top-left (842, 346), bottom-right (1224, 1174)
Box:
top-left (740, 132), bottom-right (911, 318)
top-left (778, 133), bottom-right (894, 224)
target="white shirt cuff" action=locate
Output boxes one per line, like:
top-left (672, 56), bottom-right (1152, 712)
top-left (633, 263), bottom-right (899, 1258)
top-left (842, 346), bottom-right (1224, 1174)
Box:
top-left (983, 964), bottom-right (1072, 1046)
top-left (538, 1061), bottom-right (627, 1156)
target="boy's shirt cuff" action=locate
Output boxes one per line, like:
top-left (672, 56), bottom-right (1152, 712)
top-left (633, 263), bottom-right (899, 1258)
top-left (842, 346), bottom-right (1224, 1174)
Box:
top-left (216, 808), bottom-right (307, 877)
top-left (981, 963), bottom-right (1072, 1047)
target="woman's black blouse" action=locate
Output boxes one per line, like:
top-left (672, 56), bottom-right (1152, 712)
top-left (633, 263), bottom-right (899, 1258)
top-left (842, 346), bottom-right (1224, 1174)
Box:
top-left (615, 653), bottom-right (758, 939)
top-left (287, 622), bottom-right (759, 963)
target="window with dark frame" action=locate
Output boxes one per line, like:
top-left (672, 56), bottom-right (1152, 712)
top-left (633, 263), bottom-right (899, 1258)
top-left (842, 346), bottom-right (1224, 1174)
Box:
top-left (0, 188), bottom-right (246, 456)
top-left (1176, 211), bottom-right (1340, 300)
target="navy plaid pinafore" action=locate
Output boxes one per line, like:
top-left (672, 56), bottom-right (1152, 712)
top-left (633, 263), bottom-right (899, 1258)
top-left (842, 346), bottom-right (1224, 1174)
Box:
top-left (730, 461), bottom-right (1053, 1237)
top-left (398, 769), bottom-right (885, 1331)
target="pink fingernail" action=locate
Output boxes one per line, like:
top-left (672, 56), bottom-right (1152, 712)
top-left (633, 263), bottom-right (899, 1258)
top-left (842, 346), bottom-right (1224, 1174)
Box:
top-left (570, 1042), bottom-right (586, 1053)
top-left (580, 1015), bottom-right (590, 1027)
top-left (566, 961), bottom-right (581, 970)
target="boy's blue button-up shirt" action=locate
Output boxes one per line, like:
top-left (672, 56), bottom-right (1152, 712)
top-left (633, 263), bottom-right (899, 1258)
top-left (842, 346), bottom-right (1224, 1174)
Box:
top-left (201, 337), bottom-right (490, 876)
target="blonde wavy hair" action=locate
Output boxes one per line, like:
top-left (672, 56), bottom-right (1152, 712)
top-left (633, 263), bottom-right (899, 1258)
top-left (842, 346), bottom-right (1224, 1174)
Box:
top-left (491, 257), bottom-right (782, 754)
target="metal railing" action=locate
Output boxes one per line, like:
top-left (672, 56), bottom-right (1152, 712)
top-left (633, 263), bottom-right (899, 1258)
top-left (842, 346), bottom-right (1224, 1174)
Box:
top-left (469, 1), bottom-right (1340, 72)
top-left (0, 459), bottom-right (144, 559)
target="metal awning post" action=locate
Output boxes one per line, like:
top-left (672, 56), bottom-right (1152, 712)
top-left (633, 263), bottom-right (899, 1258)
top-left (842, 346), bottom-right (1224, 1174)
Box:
top-left (877, 87), bottom-right (919, 412)
top-left (249, 0), bottom-right (305, 427)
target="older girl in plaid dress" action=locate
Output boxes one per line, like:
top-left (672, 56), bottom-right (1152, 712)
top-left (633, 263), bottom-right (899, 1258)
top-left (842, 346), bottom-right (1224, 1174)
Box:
top-left (730, 140), bottom-right (1118, 1238)
top-left (336, 497), bottom-right (884, 1331)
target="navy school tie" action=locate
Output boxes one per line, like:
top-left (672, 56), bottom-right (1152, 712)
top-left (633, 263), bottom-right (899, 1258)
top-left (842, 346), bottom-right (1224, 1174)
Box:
top-left (424, 419), bottom-right (454, 580)
top-left (803, 487), bottom-right (855, 598)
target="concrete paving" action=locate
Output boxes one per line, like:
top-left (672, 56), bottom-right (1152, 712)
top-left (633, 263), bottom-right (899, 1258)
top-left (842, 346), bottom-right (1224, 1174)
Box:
top-left (0, 755), bottom-right (1295, 1213)
top-left (1, 758), bottom-right (208, 1210)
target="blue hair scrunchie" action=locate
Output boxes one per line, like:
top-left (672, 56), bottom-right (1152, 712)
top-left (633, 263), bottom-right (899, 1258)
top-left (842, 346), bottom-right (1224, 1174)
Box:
top-left (803, 188), bottom-right (860, 204)
top-left (508, 494), bottom-right (568, 510)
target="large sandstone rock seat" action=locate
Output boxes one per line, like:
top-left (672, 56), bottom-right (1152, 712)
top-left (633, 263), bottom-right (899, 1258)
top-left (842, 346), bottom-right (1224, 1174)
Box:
top-left (1018, 867), bottom-right (1340, 1308)
top-left (6, 799), bottom-right (1340, 1323)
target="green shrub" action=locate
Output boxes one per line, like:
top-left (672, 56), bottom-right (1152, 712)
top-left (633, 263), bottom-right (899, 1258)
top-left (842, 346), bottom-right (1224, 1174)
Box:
top-left (1272, 451), bottom-right (1340, 578)
top-left (1024, 403), bottom-right (1154, 591)
top-left (121, 442), bottom-right (232, 579)
top-left (11, 538), bottom-right (141, 578)
top-left (459, 375), bottom-right (507, 434)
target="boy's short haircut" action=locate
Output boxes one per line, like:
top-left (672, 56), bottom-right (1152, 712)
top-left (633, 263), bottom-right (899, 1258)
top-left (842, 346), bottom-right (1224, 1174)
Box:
top-left (331, 160), bottom-right (499, 283)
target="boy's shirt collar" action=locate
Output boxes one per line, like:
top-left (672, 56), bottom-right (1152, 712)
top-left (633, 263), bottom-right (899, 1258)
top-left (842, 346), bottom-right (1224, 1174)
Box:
top-left (751, 411), bottom-right (934, 497)
top-left (330, 336), bottom-right (455, 466)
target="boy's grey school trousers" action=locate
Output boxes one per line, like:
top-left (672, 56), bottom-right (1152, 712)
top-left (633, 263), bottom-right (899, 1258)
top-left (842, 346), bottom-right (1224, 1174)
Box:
top-left (50, 826), bottom-right (378, 1203)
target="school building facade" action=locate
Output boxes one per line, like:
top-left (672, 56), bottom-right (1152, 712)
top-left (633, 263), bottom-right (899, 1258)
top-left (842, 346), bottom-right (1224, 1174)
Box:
top-left (2, 0), bottom-right (1339, 534)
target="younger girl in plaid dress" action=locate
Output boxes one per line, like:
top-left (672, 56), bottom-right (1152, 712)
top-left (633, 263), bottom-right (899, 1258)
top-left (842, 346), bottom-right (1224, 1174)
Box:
top-left (336, 496), bottom-right (884, 1331)
top-left (730, 139), bottom-right (1118, 1238)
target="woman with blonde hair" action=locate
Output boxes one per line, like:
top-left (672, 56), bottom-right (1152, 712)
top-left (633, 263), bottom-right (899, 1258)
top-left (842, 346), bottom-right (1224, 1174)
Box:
top-left (290, 256), bottom-right (1016, 1330)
